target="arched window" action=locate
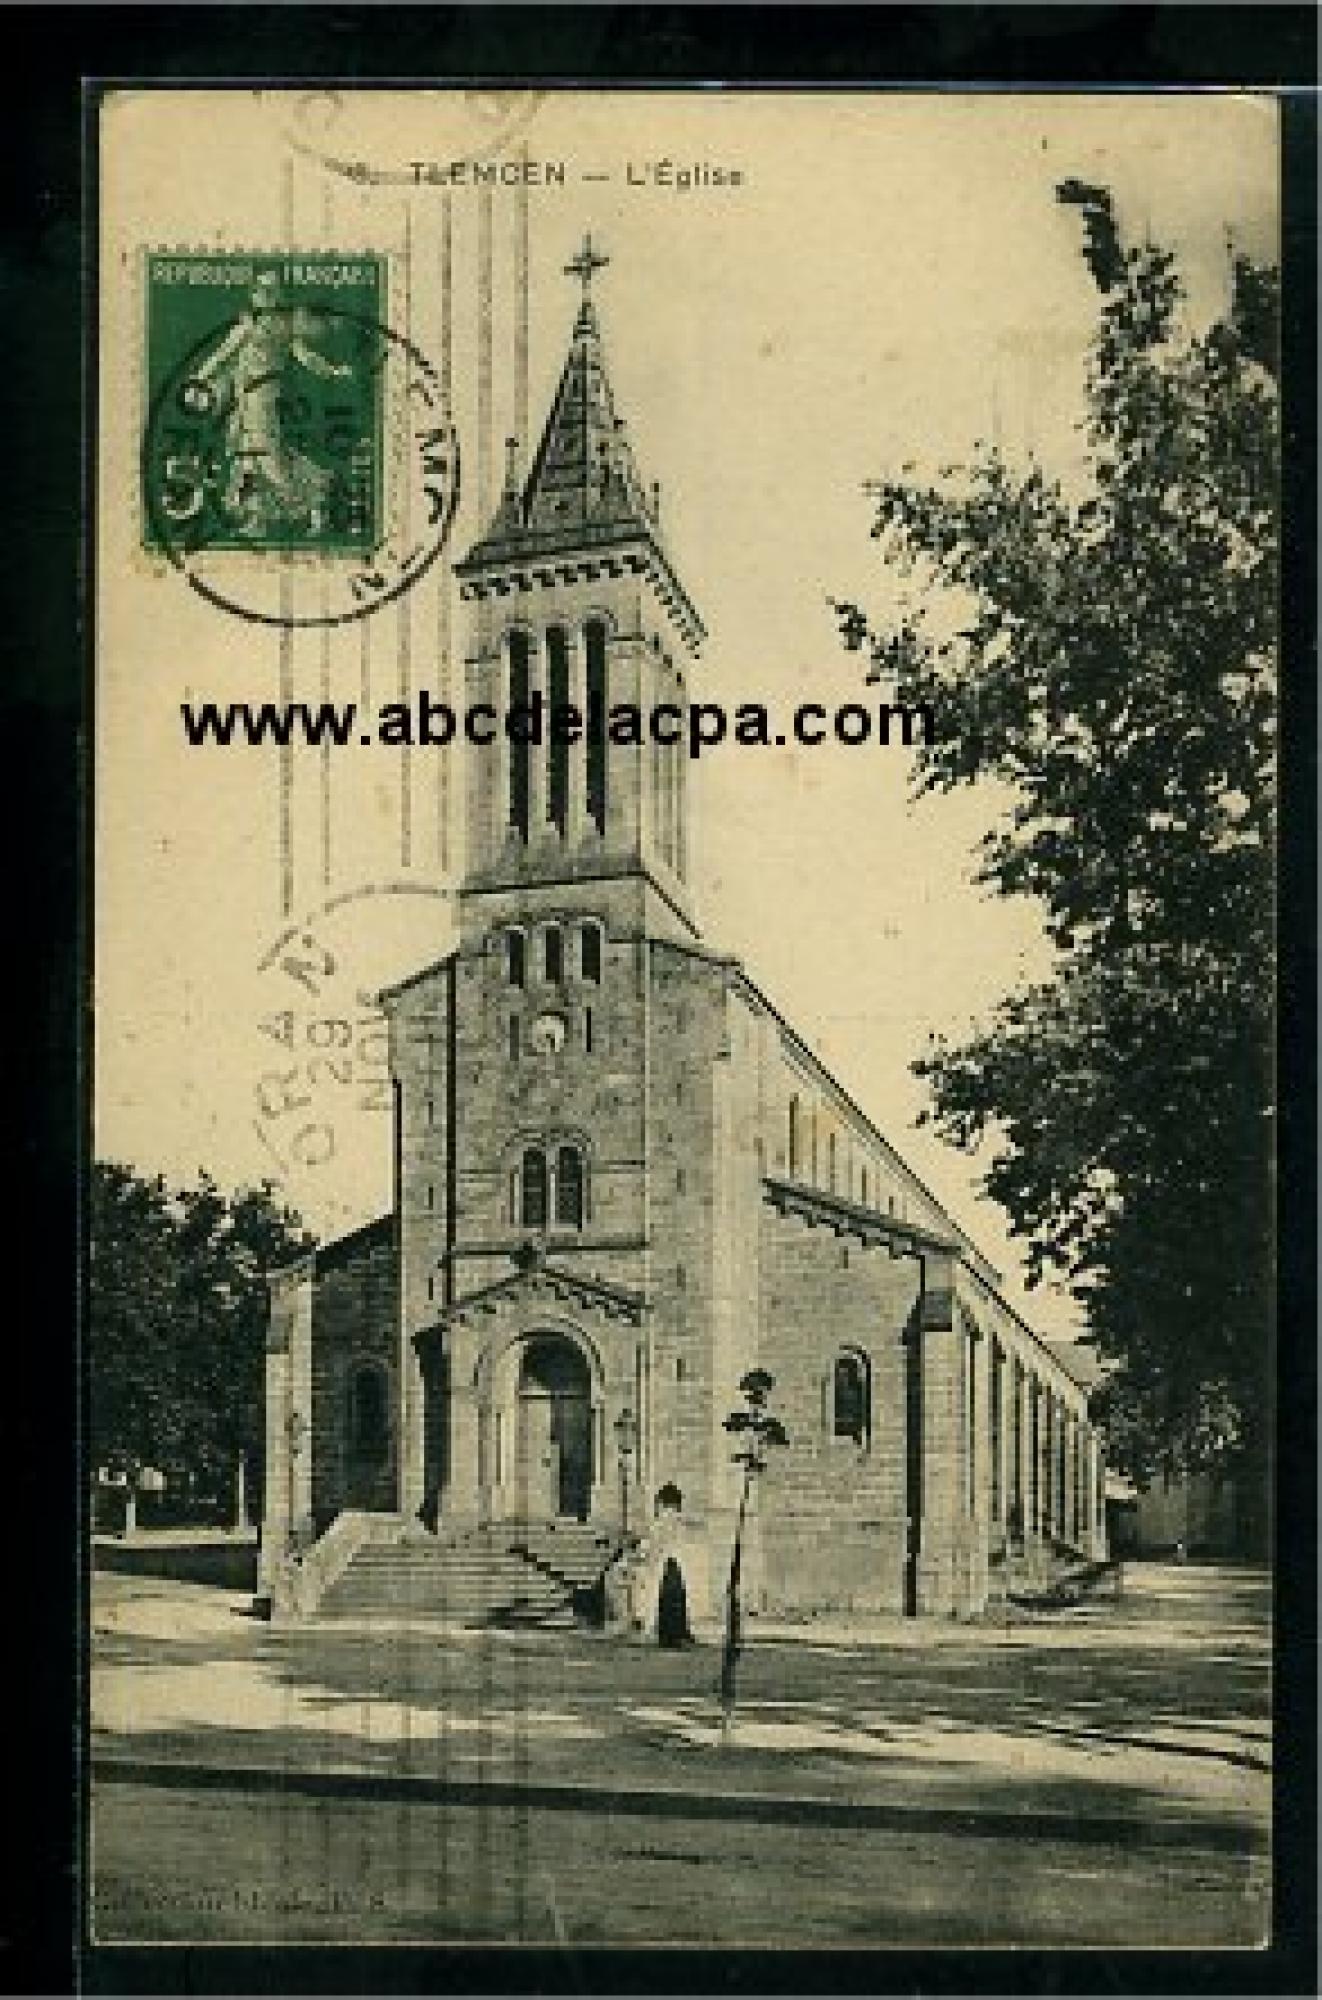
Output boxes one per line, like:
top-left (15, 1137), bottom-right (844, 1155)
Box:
top-left (507, 630), bottom-right (531, 838)
top-left (788, 1095), bottom-right (800, 1177)
top-left (521, 1147), bottom-right (548, 1228)
top-left (585, 620), bottom-right (608, 834)
top-left (832, 1351), bottom-right (871, 1446)
top-left (349, 1365), bottom-right (389, 1459)
top-left (555, 1145), bottom-right (584, 1229)
top-left (546, 626), bottom-right (570, 835)
top-left (580, 921), bottom-right (602, 983)
top-left (505, 928), bottom-right (526, 988)
top-left (543, 924), bottom-right (564, 984)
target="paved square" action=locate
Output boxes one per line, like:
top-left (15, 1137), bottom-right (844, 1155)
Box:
top-left (91, 1561), bottom-right (1270, 1947)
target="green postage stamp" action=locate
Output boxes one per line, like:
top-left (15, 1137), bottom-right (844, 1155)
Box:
top-left (142, 252), bottom-right (387, 557)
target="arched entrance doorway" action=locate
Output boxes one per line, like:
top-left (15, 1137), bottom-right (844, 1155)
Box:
top-left (515, 1335), bottom-right (593, 1521)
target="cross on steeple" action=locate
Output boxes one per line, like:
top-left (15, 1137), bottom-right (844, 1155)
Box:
top-left (564, 231), bottom-right (609, 303)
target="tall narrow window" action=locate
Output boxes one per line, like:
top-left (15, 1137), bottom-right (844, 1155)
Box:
top-left (521, 1148), bottom-right (548, 1228)
top-left (508, 1015), bottom-right (521, 1062)
top-left (508, 630), bottom-right (531, 839)
top-left (860, 1166), bottom-right (870, 1206)
top-left (555, 1146), bottom-right (584, 1229)
top-left (544, 924), bottom-right (564, 984)
top-left (505, 928), bottom-right (526, 988)
top-left (585, 621), bottom-right (607, 833)
top-left (583, 1006), bottom-right (594, 1054)
top-left (580, 921), bottom-right (602, 984)
top-left (832, 1351), bottom-right (870, 1446)
top-left (828, 1132), bottom-right (838, 1193)
top-left (788, 1095), bottom-right (800, 1177)
top-left (546, 625), bottom-right (570, 835)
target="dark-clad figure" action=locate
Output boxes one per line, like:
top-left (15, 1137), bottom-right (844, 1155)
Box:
top-left (657, 1558), bottom-right (692, 1648)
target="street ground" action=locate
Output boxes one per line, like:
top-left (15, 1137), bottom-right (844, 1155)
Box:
top-left (90, 1561), bottom-right (1271, 1948)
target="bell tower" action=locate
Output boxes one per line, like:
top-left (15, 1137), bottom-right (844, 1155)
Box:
top-left (453, 236), bottom-right (705, 948)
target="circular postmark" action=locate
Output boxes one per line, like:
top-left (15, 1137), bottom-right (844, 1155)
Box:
top-left (142, 267), bottom-right (460, 630)
top-left (252, 880), bottom-right (456, 1231)
top-left (279, 88), bottom-right (548, 184)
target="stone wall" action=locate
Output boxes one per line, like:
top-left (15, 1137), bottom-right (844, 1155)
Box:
top-left (756, 1203), bottom-right (922, 1614)
top-left (307, 1216), bottom-right (399, 1533)
top-left (643, 940), bottom-right (727, 1541)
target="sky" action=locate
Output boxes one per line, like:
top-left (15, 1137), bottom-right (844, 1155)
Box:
top-left (96, 89), bottom-right (1279, 1337)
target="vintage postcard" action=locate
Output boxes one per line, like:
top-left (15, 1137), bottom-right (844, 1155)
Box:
top-left (91, 87), bottom-right (1278, 1949)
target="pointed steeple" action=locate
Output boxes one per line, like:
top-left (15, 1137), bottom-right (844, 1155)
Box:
top-left (459, 234), bottom-right (666, 569)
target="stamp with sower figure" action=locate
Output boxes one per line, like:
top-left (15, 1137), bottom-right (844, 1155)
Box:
top-left (141, 251), bottom-right (459, 628)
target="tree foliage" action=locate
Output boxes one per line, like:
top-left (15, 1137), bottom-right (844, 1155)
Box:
top-left (835, 189), bottom-right (1277, 1509)
top-left (89, 1161), bottom-right (313, 1506)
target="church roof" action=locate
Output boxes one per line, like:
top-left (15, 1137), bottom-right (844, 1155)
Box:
top-left (1044, 1339), bottom-right (1109, 1392)
top-left (267, 1210), bottom-right (392, 1283)
top-left (459, 294), bottom-right (657, 570)
top-left (762, 1174), bottom-right (960, 1262)
top-left (454, 240), bottom-right (703, 645)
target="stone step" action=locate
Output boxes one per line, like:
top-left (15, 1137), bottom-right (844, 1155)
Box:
top-left (316, 1531), bottom-right (575, 1627)
top-left (310, 1515), bottom-right (625, 1627)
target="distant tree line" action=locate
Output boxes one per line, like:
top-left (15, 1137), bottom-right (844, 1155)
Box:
top-left (90, 1162), bottom-right (312, 1519)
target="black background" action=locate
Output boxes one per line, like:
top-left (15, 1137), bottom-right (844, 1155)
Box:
top-left (2, 8), bottom-right (1315, 1996)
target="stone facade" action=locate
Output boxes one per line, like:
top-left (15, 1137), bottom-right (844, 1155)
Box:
top-left (262, 253), bottom-right (1107, 1624)
top-left (259, 1215), bottom-right (398, 1596)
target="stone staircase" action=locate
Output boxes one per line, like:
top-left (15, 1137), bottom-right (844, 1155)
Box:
top-left (508, 1520), bottom-right (630, 1621)
top-left (315, 1518), bottom-right (624, 1628)
top-left (989, 1537), bottom-right (1113, 1613)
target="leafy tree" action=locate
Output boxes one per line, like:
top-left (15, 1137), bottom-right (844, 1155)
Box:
top-left (835, 187), bottom-right (1276, 1535)
top-left (89, 1162), bottom-right (312, 1516)
top-left (719, 1369), bottom-right (788, 1716)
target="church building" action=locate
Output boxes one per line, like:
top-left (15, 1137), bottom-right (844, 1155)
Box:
top-left (261, 243), bottom-right (1107, 1631)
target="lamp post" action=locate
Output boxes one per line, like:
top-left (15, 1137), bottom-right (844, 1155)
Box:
top-left (613, 1405), bottom-right (636, 1542)
top-left (286, 1408), bottom-right (307, 1556)
top-left (719, 1369), bottom-right (788, 1723)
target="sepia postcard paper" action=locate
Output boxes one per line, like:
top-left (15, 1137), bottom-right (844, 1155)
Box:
top-left (91, 87), bottom-right (1278, 1950)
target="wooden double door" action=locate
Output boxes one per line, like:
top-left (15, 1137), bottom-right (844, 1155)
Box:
top-left (514, 1335), bottom-right (593, 1520)
top-left (515, 1391), bottom-right (592, 1520)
